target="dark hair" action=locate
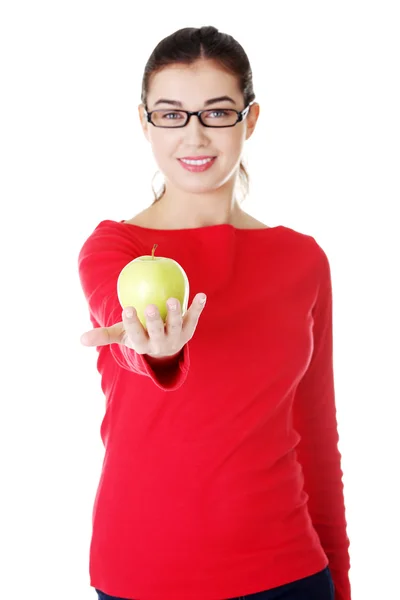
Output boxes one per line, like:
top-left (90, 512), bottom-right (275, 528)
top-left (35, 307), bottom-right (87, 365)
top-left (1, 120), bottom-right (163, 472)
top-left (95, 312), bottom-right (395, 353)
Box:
top-left (140, 26), bottom-right (256, 204)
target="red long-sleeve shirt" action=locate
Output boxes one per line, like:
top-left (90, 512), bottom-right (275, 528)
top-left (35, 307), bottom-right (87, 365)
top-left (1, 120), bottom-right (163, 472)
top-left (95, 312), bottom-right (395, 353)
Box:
top-left (78, 219), bottom-right (351, 600)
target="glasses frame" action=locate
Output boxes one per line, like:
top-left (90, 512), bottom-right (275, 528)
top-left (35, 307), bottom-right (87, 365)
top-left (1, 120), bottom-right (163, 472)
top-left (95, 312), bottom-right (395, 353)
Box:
top-left (144, 103), bottom-right (252, 128)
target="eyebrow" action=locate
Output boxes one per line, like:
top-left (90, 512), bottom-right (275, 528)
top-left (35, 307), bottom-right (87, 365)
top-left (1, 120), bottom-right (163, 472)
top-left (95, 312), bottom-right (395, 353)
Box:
top-left (153, 95), bottom-right (236, 108)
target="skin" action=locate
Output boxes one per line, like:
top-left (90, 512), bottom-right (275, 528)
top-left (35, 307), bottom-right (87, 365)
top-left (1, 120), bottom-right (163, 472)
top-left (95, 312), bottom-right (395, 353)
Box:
top-left (81, 59), bottom-right (261, 364)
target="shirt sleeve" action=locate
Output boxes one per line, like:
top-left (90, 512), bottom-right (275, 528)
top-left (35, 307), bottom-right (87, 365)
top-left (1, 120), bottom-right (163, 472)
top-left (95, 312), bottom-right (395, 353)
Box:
top-left (292, 244), bottom-right (351, 600)
top-left (77, 224), bottom-right (190, 392)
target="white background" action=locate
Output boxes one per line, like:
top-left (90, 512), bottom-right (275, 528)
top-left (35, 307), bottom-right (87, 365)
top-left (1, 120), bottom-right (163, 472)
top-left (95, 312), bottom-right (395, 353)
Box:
top-left (1, 2), bottom-right (399, 599)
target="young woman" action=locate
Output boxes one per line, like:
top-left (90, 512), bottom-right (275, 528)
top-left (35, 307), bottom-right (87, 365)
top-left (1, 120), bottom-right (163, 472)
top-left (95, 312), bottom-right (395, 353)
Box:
top-left (79, 26), bottom-right (351, 600)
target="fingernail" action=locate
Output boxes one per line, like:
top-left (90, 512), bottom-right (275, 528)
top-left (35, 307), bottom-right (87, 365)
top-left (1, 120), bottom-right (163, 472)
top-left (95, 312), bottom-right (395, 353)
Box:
top-left (124, 308), bottom-right (133, 318)
top-left (146, 307), bottom-right (156, 317)
top-left (199, 294), bottom-right (207, 304)
top-left (167, 300), bottom-right (177, 311)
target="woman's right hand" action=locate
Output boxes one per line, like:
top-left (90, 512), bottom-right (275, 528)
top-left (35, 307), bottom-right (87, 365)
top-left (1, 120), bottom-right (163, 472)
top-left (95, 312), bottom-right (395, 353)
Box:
top-left (80, 293), bottom-right (207, 359)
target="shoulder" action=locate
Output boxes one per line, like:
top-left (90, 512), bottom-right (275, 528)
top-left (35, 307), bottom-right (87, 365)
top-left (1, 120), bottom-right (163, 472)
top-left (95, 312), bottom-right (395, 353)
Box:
top-left (78, 218), bottom-right (142, 264)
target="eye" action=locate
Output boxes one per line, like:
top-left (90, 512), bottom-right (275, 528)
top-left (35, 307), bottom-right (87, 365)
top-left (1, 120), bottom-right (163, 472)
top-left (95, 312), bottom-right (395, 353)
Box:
top-left (163, 111), bottom-right (184, 120)
top-left (206, 110), bottom-right (229, 118)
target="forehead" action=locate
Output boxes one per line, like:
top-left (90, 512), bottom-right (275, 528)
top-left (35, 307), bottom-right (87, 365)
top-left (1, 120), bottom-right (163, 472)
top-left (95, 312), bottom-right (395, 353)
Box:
top-left (147, 61), bottom-right (242, 106)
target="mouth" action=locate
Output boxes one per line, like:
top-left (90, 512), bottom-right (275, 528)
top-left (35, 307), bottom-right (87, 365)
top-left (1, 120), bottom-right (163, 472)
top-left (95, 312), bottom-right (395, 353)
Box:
top-left (178, 157), bottom-right (217, 172)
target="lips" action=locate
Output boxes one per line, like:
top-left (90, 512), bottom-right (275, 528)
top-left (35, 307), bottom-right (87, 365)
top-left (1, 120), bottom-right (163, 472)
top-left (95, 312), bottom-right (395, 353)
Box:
top-left (178, 157), bottom-right (217, 172)
top-left (179, 156), bottom-right (216, 160)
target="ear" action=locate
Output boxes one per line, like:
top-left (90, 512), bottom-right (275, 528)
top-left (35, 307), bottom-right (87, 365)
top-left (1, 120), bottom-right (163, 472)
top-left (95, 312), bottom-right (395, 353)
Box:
top-left (245, 102), bottom-right (260, 141)
top-left (138, 104), bottom-right (150, 142)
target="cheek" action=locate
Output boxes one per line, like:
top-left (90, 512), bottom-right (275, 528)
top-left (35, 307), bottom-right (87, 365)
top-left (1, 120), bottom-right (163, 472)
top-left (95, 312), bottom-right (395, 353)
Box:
top-left (148, 135), bottom-right (176, 165)
top-left (219, 132), bottom-right (245, 160)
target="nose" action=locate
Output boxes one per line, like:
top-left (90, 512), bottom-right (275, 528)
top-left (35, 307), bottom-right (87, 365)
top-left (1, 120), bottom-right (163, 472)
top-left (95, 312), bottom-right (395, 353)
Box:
top-left (183, 113), bottom-right (209, 141)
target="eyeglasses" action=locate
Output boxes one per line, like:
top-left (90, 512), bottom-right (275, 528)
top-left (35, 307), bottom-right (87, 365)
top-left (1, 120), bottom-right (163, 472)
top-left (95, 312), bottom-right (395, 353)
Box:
top-left (144, 104), bottom-right (251, 128)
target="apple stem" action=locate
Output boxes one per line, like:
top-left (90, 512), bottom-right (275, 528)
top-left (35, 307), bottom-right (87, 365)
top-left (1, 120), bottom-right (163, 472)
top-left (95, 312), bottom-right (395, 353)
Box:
top-left (151, 244), bottom-right (158, 259)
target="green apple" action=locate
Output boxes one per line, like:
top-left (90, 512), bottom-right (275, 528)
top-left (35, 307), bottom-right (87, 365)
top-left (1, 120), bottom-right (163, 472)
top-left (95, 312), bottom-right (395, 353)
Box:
top-left (117, 244), bottom-right (190, 329)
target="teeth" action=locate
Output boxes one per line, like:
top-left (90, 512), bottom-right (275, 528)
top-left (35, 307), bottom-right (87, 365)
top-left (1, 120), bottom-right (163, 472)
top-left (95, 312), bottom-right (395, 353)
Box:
top-left (181, 158), bottom-right (213, 165)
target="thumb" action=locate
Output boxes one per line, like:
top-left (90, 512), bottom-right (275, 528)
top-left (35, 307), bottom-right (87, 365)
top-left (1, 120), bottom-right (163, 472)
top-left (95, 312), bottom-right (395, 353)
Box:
top-left (80, 322), bottom-right (124, 347)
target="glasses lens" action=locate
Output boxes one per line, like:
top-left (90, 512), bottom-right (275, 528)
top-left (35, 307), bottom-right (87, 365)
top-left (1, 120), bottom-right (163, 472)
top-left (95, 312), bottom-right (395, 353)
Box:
top-left (151, 110), bottom-right (187, 127)
top-left (201, 109), bottom-right (238, 127)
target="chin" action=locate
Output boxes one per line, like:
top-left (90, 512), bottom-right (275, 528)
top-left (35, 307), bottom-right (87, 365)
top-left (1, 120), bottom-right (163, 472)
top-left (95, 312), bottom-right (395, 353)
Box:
top-left (174, 176), bottom-right (230, 194)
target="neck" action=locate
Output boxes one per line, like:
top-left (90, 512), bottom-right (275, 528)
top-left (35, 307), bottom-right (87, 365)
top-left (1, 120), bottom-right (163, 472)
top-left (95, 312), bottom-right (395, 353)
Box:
top-left (151, 182), bottom-right (244, 229)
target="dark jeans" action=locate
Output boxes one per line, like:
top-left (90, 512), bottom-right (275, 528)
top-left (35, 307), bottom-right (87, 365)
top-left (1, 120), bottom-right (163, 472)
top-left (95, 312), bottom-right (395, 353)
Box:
top-left (95, 565), bottom-right (335, 599)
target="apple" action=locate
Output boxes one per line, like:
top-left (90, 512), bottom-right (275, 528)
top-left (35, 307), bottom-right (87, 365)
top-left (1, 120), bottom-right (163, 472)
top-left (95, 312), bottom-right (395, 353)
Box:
top-left (117, 244), bottom-right (190, 329)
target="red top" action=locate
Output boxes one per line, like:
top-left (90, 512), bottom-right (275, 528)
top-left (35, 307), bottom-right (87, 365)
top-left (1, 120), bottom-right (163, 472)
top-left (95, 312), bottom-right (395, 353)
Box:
top-left (78, 219), bottom-right (351, 600)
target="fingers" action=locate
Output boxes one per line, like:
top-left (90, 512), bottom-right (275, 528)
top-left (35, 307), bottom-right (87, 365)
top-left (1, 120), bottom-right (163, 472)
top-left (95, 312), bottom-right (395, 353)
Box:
top-left (143, 304), bottom-right (167, 355)
top-left (165, 298), bottom-right (183, 353)
top-left (121, 306), bottom-right (149, 352)
top-left (80, 307), bottom-right (150, 353)
top-left (182, 293), bottom-right (207, 342)
top-left (81, 294), bottom-right (207, 353)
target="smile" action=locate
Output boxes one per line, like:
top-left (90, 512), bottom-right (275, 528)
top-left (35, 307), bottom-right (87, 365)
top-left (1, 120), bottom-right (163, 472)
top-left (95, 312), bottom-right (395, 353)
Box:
top-left (178, 157), bottom-right (217, 172)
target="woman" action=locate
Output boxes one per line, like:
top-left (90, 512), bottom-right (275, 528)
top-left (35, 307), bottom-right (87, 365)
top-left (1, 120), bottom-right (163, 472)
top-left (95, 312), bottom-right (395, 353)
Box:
top-left (78, 25), bottom-right (351, 600)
